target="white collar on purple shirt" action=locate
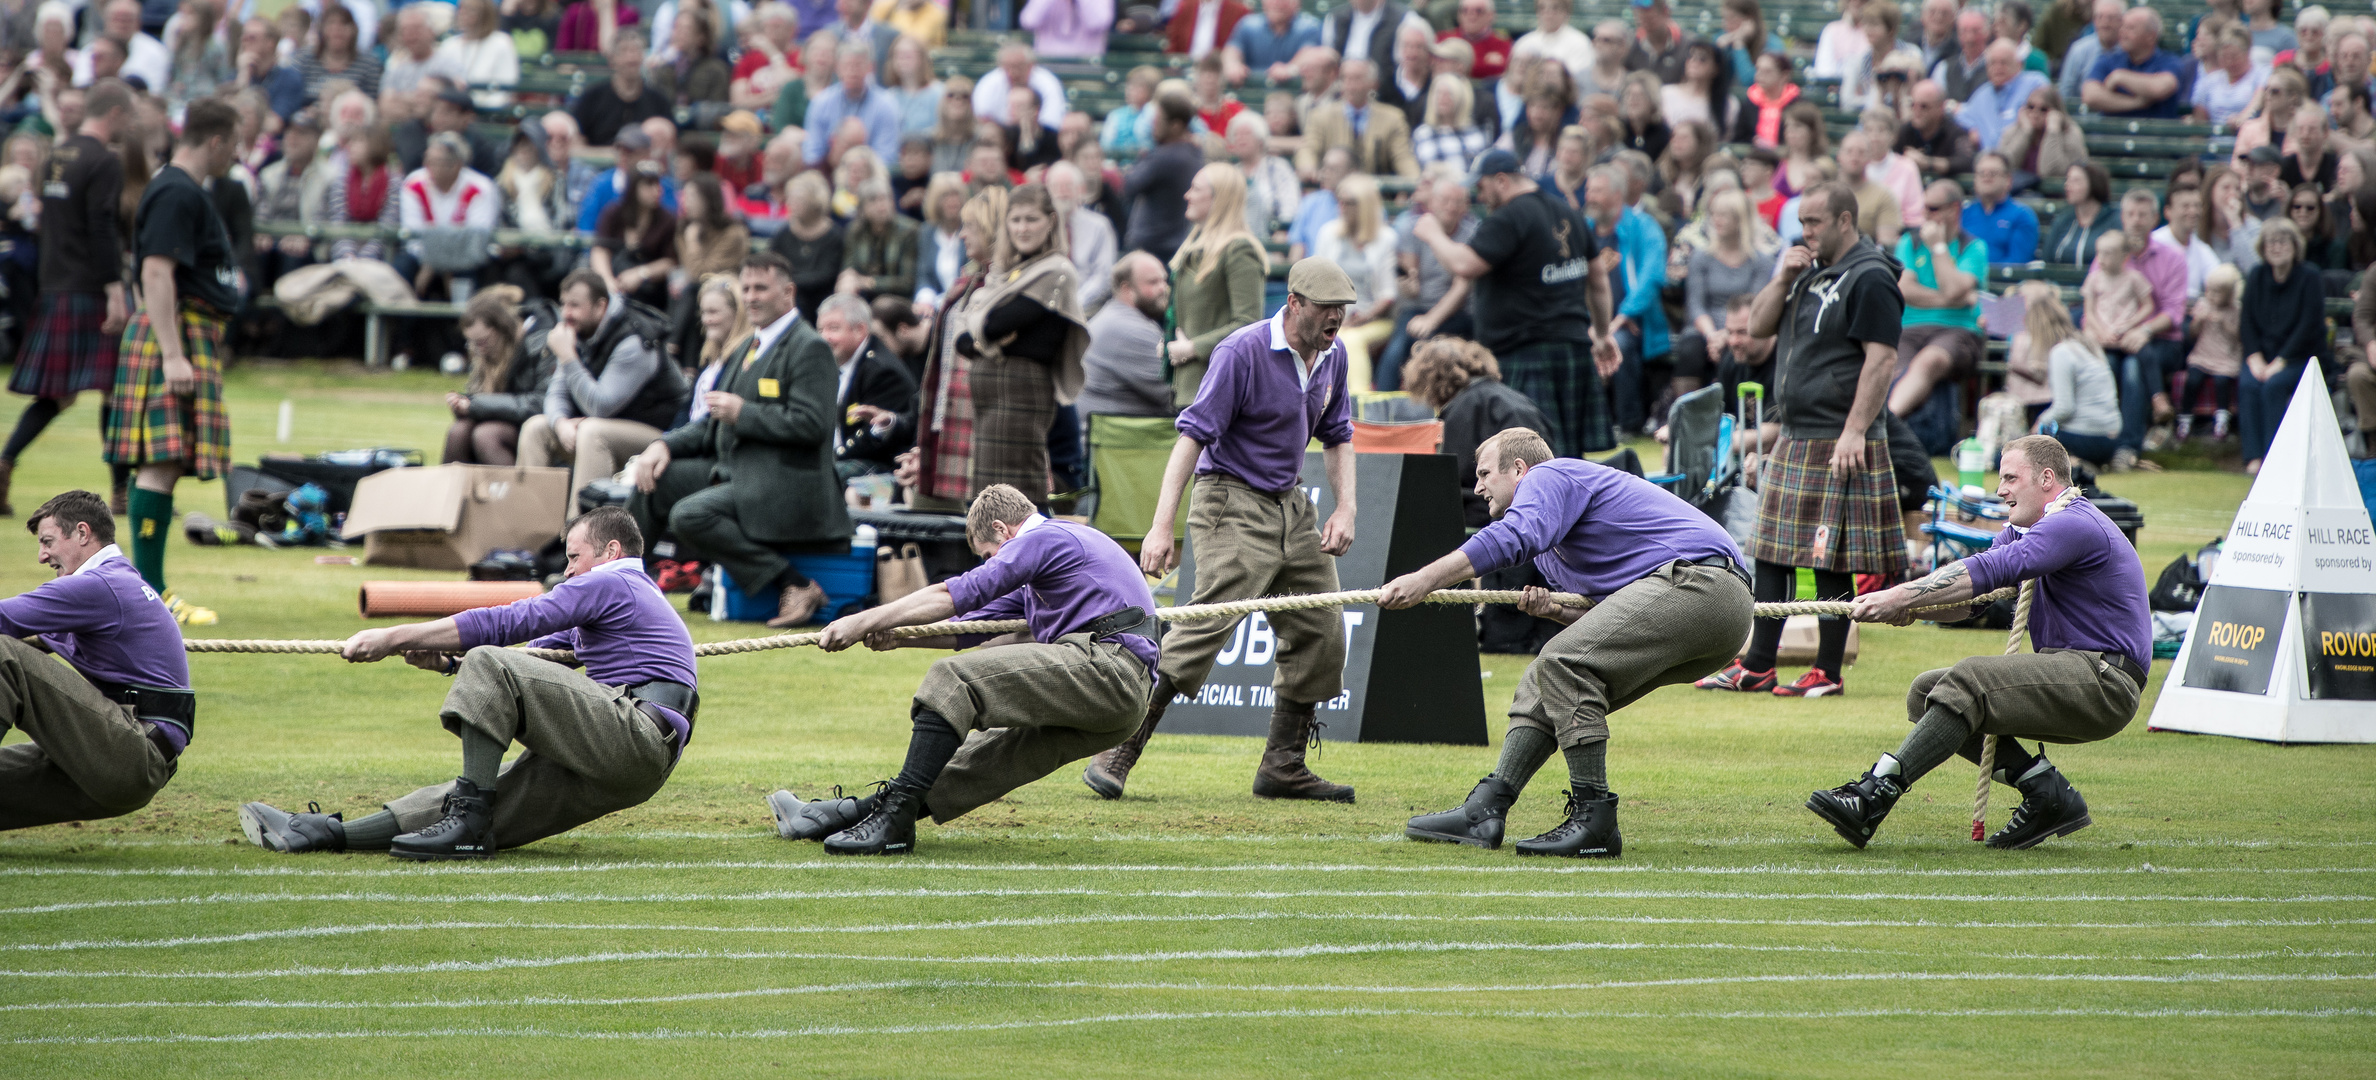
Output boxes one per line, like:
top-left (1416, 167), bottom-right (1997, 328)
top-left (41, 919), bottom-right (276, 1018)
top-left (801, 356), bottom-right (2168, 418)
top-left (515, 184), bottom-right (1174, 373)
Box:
top-left (1266, 307), bottom-right (1334, 390)
top-left (72, 544), bottom-right (128, 575)
top-left (583, 556), bottom-right (649, 580)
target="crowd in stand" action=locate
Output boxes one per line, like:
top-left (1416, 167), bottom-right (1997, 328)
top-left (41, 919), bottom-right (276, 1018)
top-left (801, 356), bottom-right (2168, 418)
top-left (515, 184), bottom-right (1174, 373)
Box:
top-left (0, 0), bottom-right (2372, 572)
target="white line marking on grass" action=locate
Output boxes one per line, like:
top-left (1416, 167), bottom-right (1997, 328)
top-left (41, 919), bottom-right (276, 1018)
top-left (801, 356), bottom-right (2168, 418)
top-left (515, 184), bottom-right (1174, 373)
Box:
top-left (11, 1007), bottom-right (2375, 1045)
top-left (9, 971), bottom-right (2374, 1012)
top-left (6, 861), bottom-right (2370, 879)
top-left (8, 888), bottom-right (2368, 917)
top-left (8, 942), bottom-right (2371, 980)
top-left (10, 835), bottom-right (2374, 850)
top-left (13, 914), bottom-right (2374, 953)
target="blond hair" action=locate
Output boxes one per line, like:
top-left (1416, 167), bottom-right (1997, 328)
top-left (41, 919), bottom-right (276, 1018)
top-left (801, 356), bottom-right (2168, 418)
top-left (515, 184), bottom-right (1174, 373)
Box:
top-left (695, 273), bottom-right (750, 367)
top-left (2203, 262), bottom-right (2243, 307)
top-left (960, 185), bottom-right (1008, 274)
top-left (1424, 73), bottom-right (1474, 129)
top-left (1482, 427), bottom-right (1555, 470)
top-left (1170, 161), bottom-right (1267, 282)
top-left (1335, 172), bottom-right (1385, 248)
top-left (2023, 279), bottom-right (2101, 369)
top-left (966, 483), bottom-right (1038, 545)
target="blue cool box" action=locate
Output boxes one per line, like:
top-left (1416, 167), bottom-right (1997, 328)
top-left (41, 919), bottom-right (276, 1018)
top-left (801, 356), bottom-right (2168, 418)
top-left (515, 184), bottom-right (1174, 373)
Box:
top-left (715, 549), bottom-right (877, 623)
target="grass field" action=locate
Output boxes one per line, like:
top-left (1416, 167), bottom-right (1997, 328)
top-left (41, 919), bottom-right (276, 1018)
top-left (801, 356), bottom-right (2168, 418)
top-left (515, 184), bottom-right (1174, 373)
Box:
top-left (0, 364), bottom-right (2369, 1077)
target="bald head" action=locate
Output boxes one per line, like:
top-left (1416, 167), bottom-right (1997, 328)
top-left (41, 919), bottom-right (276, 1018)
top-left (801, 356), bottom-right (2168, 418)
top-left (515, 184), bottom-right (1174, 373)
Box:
top-left (1984, 37), bottom-right (2020, 85)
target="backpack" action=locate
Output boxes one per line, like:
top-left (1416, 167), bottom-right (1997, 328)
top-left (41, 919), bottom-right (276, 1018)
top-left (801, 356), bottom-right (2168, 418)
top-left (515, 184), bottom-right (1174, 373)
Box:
top-left (2151, 541), bottom-right (2220, 612)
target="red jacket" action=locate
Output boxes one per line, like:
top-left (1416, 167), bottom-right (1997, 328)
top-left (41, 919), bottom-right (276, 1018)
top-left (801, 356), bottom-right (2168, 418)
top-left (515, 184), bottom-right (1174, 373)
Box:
top-left (1165, 0), bottom-right (1248, 56)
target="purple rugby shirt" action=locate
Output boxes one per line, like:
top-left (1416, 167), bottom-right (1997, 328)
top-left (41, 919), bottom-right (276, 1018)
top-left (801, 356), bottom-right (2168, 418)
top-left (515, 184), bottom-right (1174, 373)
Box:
top-left (1962, 498), bottom-right (2152, 673)
top-left (1174, 307), bottom-right (1355, 493)
top-left (455, 558), bottom-right (699, 690)
top-left (0, 546), bottom-right (192, 750)
top-left (1458, 458), bottom-right (1748, 601)
top-left (947, 516), bottom-right (1161, 674)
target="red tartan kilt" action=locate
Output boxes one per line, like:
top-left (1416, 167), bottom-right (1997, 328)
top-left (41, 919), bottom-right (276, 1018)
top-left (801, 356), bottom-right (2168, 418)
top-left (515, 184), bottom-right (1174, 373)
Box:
top-left (9, 292), bottom-right (117, 399)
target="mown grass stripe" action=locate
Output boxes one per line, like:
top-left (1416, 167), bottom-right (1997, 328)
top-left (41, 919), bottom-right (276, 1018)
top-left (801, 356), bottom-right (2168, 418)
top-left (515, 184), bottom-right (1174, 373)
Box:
top-left (3, 862), bottom-right (2367, 879)
top-left (10, 1006), bottom-right (2373, 1045)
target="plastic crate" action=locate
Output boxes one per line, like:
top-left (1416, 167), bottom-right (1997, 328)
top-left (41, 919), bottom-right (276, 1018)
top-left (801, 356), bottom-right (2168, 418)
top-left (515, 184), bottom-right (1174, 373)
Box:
top-left (714, 549), bottom-right (875, 623)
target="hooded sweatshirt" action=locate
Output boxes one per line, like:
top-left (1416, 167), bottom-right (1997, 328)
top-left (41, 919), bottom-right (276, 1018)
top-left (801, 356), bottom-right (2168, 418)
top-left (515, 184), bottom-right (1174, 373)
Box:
top-left (1774, 235), bottom-right (1904, 441)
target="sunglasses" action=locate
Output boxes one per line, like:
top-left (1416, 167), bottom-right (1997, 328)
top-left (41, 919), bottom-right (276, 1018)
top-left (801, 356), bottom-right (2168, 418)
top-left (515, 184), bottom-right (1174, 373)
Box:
top-left (2291, 202), bottom-right (2322, 212)
top-left (1924, 201), bottom-right (1956, 212)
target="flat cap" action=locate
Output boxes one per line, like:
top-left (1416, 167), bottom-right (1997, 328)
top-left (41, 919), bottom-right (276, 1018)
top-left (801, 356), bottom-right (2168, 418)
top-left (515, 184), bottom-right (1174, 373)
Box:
top-left (1287, 257), bottom-right (1357, 305)
top-left (2245, 144), bottom-right (2282, 165)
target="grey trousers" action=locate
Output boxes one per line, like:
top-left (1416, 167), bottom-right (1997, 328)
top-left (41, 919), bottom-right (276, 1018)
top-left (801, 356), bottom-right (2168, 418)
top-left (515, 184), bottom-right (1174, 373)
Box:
top-left (0, 637), bottom-right (176, 831)
top-left (915, 633), bottom-right (1154, 823)
top-left (1510, 562), bottom-right (1755, 748)
top-left (629, 458), bottom-right (793, 598)
top-left (383, 647), bottom-right (679, 847)
top-left (1908, 648), bottom-right (2142, 745)
top-left (1158, 476), bottom-right (1345, 704)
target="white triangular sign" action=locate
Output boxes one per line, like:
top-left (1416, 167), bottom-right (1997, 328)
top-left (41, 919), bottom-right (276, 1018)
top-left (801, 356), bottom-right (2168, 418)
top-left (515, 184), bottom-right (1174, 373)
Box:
top-left (2149, 362), bottom-right (2376, 743)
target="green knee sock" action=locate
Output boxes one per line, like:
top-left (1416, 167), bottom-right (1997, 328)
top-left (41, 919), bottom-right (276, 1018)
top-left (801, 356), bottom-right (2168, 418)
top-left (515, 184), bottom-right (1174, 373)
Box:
top-left (1889, 705), bottom-right (1973, 786)
top-left (1563, 740), bottom-right (1607, 795)
top-left (127, 486), bottom-right (172, 593)
top-left (1491, 728), bottom-right (1558, 794)
top-left (460, 726), bottom-right (504, 788)
top-left (342, 810), bottom-right (400, 850)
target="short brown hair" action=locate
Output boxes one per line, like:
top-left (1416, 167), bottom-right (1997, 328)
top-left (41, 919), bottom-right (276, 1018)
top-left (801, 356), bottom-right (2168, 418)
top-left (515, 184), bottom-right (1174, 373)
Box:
top-left (1481, 427), bottom-right (1554, 471)
top-left (966, 484), bottom-right (1038, 545)
top-left (180, 98), bottom-right (240, 147)
top-left (571, 506), bottom-right (644, 557)
top-left (559, 267), bottom-right (608, 305)
top-left (2003, 434), bottom-right (2072, 486)
top-left (27, 490), bottom-right (113, 544)
top-left (1403, 338), bottom-right (1500, 410)
top-left (1811, 180), bottom-right (1861, 226)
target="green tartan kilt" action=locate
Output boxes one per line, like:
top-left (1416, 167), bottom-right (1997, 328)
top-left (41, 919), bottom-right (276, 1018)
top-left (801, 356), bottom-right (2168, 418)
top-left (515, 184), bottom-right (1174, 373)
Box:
top-left (102, 303), bottom-right (230, 481)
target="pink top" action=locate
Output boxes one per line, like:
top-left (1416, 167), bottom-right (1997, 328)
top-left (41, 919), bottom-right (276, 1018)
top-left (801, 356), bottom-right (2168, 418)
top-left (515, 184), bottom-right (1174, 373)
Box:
top-left (2081, 265), bottom-right (2156, 343)
top-left (557, 1), bottom-right (641, 53)
top-left (1019, 0), bottom-right (1114, 58)
top-left (2089, 236), bottom-right (2189, 341)
top-left (2186, 296), bottom-right (2242, 377)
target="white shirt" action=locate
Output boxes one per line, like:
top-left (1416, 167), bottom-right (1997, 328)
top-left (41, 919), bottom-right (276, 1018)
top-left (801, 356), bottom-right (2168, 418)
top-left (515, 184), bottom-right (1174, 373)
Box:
top-left (1189, 0), bottom-right (1223, 57)
top-left (749, 305), bottom-right (801, 361)
top-left (1331, 1), bottom-right (1428, 62)
top-left (1265, 306), bottom-right (1337, 389)
top-left (399, 167), bottom-right (501, 231)
top-left (72, 32), bottom-right (169, 89)
top-left (73, 544), bottom-right (129, 575)
top-left (1512, 25), bottom-right (1592, 88)
top-left (2152, 225), bottom-right (2222, 299)
top-left (436, 32), bottom-right (521, 108)
top-left (970, 65), bottom-right (1069, 128)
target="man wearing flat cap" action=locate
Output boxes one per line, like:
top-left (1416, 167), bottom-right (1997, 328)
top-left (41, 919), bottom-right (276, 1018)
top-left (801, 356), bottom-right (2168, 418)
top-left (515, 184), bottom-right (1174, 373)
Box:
top-left (1081, 259), bottom-right (1362, 804)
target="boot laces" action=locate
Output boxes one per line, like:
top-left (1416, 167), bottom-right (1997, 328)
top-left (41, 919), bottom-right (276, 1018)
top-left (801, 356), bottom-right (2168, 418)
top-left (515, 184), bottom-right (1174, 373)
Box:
top-left (1305, 716), bottom-right (1327, 758)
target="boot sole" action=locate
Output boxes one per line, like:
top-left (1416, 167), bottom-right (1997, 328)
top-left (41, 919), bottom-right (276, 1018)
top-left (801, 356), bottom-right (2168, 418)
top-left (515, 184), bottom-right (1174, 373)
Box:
top-left (1513, 843), bottom-right (1620, 858)
top-left (236, 803), bottom-right (270, 849)
top-left (1253, 788), bottom-right (1356, 803)
top-left (388, 846), bottom-right (494, 861)
top-left (1988, 812), bottom-right (2093, 850)
top-left (1404, 826), bottom-right (1500, 849)
top-left (823, 843), bottom-right (913, 856)
top-left (1805, 793), bottom-right (1875, 850)
top-left (766, 792), bottom-right (807, 840)
top-left (1081, 766), bottom-right (1126, 800)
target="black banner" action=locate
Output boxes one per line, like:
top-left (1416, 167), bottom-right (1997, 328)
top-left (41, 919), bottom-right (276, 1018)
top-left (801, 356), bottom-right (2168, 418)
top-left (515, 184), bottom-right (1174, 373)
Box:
top-left (2302, 592), bottom-right (2376, 700)
top-left (2181, 585), bottom-right (2290, 696)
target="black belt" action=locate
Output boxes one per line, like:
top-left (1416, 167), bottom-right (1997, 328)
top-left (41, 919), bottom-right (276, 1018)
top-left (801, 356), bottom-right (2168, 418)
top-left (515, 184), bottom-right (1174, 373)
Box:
top-left (626, 680), bottom-right (699, 748)
top-left (1084, 606), bottom-right (1160, 641)
top-left (90, 680), bottom-right (195, 760)
top-left (1682, 554), bottom-right (1753, 590)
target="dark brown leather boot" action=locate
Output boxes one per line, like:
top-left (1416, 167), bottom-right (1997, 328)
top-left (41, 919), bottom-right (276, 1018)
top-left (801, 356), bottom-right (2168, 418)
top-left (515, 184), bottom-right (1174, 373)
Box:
top-left (1252, 700), bottom-right (1354, 803)
top-left (109, 472), bottom-right (129, 516)
top-left (1083, 676), bottom-right (1173, 799)
top-left (0, 458), bottom-right (14, 516)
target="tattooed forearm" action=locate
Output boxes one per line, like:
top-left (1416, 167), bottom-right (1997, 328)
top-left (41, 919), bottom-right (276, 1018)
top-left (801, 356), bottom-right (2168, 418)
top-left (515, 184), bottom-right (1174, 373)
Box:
top-left (1905, 563), bottom-right (1969, 597)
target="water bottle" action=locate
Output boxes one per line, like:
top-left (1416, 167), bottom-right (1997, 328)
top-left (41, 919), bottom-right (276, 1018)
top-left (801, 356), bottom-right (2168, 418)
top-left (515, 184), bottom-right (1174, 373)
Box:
top-left (1955, 437), bottom-right (1987, 492)
top-left (852, 523), bottom-right (878, 553)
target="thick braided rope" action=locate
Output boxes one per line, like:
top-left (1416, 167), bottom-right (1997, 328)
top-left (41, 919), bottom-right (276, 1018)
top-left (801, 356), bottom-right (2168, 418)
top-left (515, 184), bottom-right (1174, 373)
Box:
top-left (1972, 485), bottom-right (2085, 840)
top-left (180, 587), bottom-right (2015, 659)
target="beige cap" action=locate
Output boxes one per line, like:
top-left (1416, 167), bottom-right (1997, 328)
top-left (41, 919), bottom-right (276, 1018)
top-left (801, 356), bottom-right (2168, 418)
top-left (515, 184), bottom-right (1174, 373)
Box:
top-left (1428, 37), bottom-right (1474, 66)
top-left (719, 110), bottom-right (764, 136)
top-left (1286, 257), bottom-right (1357, 305)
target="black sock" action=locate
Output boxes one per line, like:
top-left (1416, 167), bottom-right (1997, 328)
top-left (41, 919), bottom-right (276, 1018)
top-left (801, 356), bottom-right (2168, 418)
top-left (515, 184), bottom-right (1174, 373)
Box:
top-left (1563, 739), bottom-right (1607, 795)
top-left (2, 397), bottom-right (61, 463)
top-left (1741, 560), bottom-right (1794, 671)
top-left (892, 709), bottom-right (962, 797)
top-left (343, 810), bottom-right (400, 850)
top-left (1812, 570), bottom-right (1854, 680)
top-left (1956, 733), bottom-right (2043, 786)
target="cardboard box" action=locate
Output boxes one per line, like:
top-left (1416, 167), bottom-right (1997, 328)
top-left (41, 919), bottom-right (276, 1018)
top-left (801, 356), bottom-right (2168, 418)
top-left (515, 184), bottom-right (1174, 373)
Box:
top-left (340, 465), bottom-right (572, 570)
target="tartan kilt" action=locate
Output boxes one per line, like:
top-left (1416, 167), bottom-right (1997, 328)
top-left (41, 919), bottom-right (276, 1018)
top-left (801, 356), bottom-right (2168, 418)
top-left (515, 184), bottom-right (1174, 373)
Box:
top-left (968, 352), bottom-right (1057, 504)
top-left (1743, 434), bottom-right (1906, 575)
top-left (102, 303), bottom-right (230, 481)
top-left (9, 292), bottom-right (117, 398)
top-left (1498, 341), bottom-right (1614, 458)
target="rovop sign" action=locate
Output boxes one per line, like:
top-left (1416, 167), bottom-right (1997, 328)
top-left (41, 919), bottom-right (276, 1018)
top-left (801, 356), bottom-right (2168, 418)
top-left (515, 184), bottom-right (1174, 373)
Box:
top-left (1160, 451), bottom-right (1490, 745)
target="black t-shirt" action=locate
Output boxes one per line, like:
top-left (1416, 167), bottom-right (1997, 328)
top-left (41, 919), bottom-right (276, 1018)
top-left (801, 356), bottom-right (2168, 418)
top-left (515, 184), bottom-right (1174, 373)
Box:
top-left (2280, 151), bottom-right (2339, 191)
top-left (572, 80), bottom-right (673, 148)
top-left (133, 164), bottom-right (242, 315)
top-left (39, 133), bottom-right (122, 294)
top-left (1775, 239), bottom-right (1902, 440)
top-left (767, 220), bottom-right (845, 323)
top-left (1466, 186), bottom-right (1602, 356)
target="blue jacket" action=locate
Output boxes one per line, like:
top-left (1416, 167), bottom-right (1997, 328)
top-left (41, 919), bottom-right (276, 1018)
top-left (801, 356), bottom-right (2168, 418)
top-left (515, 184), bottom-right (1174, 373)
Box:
top-left (1591, 205), bottom-right (1669, 359)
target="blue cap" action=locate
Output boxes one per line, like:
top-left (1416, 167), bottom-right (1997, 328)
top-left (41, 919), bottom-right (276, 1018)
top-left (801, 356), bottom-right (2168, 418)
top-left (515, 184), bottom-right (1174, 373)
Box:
top-left (1469, 148), bottom-right (1522, 187)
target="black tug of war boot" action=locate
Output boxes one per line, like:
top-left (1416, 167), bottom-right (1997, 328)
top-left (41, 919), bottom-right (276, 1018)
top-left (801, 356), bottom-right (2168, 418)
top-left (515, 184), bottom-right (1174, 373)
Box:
top-left (824, 786), bottom-right (922, 855)
top-left (1406, 776), bottom-right (1519, 849)
top-left (389, 777), bottom-right (496, 861)
top-left (1083, 676), bottom-right (1173, 800)
top-left (1986, 757), bottom-right (2092, 849)
top-left (1513, 788), bottom-right (1622, 858)
top-left (1251, 701), bottom-right (1354, 803)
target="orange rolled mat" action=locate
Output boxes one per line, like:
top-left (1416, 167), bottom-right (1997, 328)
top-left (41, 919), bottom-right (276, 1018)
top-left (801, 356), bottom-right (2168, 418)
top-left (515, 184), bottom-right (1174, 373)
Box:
top-left (360, 580), bottom-right (543, 618)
